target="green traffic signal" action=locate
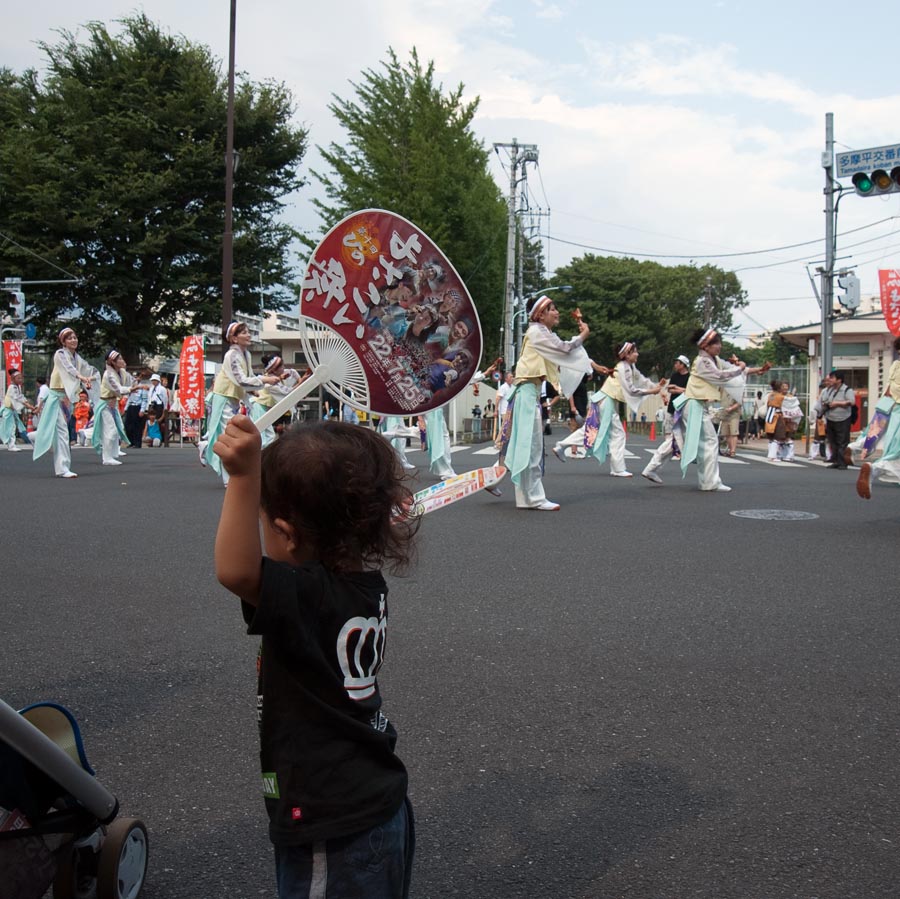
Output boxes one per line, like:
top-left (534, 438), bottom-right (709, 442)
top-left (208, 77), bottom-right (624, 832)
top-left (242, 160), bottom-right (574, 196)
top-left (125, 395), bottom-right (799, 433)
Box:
top-left (852, 172), bottom-right (874, 195)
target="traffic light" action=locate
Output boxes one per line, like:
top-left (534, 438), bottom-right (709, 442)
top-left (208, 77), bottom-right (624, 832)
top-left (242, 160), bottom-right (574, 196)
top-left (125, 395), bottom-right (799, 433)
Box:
top-left (851, 166), bottom-right (900, 197)
top-left (837, 273), bottom-right (860, 310)
top-left (10, 290), bottom-right (26, 321)
top-left (1, 278), bottom-right (25, 320)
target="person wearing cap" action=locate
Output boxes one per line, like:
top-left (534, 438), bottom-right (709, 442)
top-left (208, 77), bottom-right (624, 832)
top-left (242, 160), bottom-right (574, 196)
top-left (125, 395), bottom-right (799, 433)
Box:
top-left (93, 350), bottom-right (139, 465)
top-left (504, 294), bottom-right (591, 510)
top-left (146, 372), bottom-right (168, 441)
top-left (640, 354), bottom-right (691, 484)
top-left (248, 354), bottom-right (308, 447)
top-left (198, 321), bottom-right (281, 484)
top-left (1, 368), bottom-right (36, 451)
top-left (32, 327), bottom-right (99, 478)
top-left (680, 328), bottom-right (768, 492)
top-left (584, 342), bottom-right (664, 478)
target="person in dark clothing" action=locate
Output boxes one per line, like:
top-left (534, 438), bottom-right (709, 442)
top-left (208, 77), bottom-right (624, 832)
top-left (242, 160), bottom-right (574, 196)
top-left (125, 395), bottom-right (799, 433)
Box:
top-left (214, 416), bottom-right (420, 899)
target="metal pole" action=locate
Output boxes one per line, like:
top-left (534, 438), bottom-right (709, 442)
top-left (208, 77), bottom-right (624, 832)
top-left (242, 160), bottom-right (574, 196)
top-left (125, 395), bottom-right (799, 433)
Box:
top-left (503, 140), bottom-right (519, 367)
top-left (704, 276), bottom-right (712, 328)
top-left (221, 0), bottom-right (237, 359)
top-left (821, 112), bottom-right (835, 380)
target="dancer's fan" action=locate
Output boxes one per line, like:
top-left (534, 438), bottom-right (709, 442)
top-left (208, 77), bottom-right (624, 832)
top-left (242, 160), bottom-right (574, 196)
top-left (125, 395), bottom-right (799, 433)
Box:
top-left (253, 208), bottom-right (483, 433)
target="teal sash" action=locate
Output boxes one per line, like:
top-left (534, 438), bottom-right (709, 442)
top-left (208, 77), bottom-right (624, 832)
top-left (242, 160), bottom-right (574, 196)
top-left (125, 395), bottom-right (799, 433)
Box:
top-left (203, 394), bottom-right (232, 475)
top-left (92, 403), bottom-right (128, 456)
top-left (881, 404), bottom-right (900, 463)
top-left (680, 398), bottom-right (704, 477)
top-left (32, 392), bottom-right (64, 461)
top-left (425, 408), bottom-right (447, 468)
top-left (0, 407), bottom-right (22, 443)
top-left (505, 382), bottom-right (538, 485)
top-left (586, 395), bottom-right (615, 466)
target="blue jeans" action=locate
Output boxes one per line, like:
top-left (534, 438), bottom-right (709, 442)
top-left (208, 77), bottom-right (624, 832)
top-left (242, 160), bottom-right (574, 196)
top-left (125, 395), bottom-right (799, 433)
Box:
top-left (274, 798), bottom-right (414, 899)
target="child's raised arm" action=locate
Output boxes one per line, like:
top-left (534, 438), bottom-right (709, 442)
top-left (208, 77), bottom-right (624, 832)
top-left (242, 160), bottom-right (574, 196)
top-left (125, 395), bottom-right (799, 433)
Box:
top-left (214, 414), bottom-right (264, 605)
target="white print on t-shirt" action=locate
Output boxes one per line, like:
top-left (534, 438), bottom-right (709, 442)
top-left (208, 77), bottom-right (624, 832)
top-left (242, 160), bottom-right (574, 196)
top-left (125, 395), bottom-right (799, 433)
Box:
top-left (336, 594), bottom-right (387, 701)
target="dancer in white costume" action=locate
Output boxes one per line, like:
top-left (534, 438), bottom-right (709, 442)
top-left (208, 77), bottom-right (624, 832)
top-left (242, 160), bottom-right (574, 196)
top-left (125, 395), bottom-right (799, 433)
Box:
top-left (380, 416), bottom-right (417, 470)
top-left (32, 327), bottom-right (99, 478)
top-left (583, 341), bottom-right (663, 477)
top-left (93, 350), bottom-right (139, 465)
top-left (550, 360), bottom-right (615, 462)
top-left (248, 354), bottom-right (307, 447)
top-left (423, 407), bottom-right (455, 478)
top-left (421, 359), bottom-right (502, 479)
top-left (504, 296), bottom-right (591, 510)
top-left (198, 321), bottom-right (280, 485)
top-left (1, 369), bottom-right (36, 451)
top-left (641, 354), bottom-right (691, 484)
top-left (856, 335), bottom-right (900, 499)
top-left (680, 328), bottom-right (768, 492)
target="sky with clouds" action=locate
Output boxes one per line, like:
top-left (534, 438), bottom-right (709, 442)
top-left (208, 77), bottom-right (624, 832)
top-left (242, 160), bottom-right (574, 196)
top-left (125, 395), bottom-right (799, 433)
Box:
top-left (3, 0), bottom-right (900, 344)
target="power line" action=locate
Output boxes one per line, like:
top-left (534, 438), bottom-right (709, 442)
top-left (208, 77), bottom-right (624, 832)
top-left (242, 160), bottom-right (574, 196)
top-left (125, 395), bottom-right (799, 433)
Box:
top-left (547, 216), bottom-right (899, 261)
top-left (0, 230), bottom-right (81, 280)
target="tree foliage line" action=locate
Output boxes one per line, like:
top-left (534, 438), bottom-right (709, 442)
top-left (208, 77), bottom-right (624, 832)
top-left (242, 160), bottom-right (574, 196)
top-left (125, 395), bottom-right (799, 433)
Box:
top-left (0, 17), bottom-right (752, 377)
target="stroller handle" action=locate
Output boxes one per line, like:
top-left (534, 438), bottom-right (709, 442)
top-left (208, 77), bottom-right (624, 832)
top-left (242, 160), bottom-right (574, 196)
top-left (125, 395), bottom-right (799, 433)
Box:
top-left (0, 698), bottom-right (117, 823)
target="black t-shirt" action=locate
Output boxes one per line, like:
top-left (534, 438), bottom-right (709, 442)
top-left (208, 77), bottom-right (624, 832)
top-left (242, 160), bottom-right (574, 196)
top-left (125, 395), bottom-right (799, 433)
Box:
top-left (243, 559), bottom-right (407, 846)
top-left (570, 375), bottom-right (589, 418)
top-left (667, 370), bottom-right (690, 413)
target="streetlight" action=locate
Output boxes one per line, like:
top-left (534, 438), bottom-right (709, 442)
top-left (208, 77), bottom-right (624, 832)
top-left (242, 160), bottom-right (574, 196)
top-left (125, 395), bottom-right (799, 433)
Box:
top-left (511, 285), bottom-right (573, 366)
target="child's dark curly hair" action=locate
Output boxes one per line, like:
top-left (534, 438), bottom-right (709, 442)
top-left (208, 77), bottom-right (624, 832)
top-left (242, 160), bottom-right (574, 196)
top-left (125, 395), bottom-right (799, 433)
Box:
top-left (260, 421), bottom-right (419, 574)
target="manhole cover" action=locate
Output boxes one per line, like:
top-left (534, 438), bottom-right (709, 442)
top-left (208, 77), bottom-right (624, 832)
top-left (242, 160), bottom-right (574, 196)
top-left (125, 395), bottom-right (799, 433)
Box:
top-left (730, 509), bottom-right (820, 521)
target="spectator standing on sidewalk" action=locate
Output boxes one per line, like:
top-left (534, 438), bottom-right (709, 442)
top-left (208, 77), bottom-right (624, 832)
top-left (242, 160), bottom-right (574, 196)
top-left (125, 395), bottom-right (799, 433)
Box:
top-left (124, 369), bottom-right (149, 448)
top-left (816, 371), bottom-right (855, 470)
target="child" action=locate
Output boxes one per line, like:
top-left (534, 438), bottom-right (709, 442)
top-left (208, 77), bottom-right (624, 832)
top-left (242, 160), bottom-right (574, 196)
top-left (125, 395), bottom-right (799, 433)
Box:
top-left (214, 415), bottom-right (419, 899)
top-left (142, 410), bottom-right (163, 447)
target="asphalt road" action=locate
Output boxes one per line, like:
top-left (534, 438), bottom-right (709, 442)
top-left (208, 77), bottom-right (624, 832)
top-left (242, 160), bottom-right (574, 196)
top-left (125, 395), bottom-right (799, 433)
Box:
top-left (3, 430), bottom-right (899, 898)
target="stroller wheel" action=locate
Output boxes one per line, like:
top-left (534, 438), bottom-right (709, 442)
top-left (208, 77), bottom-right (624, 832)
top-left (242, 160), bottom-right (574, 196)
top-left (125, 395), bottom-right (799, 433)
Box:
top-left (97, 818), bottom-right (149, 899)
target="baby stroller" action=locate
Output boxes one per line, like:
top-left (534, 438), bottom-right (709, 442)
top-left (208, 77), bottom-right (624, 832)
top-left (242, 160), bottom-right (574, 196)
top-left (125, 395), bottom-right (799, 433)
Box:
top-left (0, 697), bottom-right (149, 899)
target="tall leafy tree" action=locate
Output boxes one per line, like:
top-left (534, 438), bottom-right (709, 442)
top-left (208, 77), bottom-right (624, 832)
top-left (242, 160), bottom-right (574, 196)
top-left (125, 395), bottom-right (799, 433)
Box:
top-left (551, 255), bottom-right (747, 376)
top-left (0, 14), bottom-right (307, 360)
top-left (312, 48), bottom-right (508, 357)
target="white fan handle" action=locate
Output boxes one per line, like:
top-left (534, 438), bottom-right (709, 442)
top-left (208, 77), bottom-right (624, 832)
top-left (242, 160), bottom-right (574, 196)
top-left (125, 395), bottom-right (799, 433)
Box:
top-left (253, 362), bottom-right (335, 433)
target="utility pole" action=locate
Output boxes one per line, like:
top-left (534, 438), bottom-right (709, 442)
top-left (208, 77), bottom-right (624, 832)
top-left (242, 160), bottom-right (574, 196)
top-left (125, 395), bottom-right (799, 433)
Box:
top-left (221, 0), bottom-right (237, 359)
top-left (821, 112), bottom-right (835, 380)
top-left (704, 276), bottom-right (712, 328)
top-left (494, 139), bottom-right (538, 367)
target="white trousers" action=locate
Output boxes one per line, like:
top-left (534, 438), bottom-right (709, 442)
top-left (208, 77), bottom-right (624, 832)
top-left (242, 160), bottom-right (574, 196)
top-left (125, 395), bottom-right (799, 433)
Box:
top-left (604, 412), bottom-right (628, 474)
top-left (99, 406), bottom-right (121, 464)
top-left (694, 406), bottom-right (723, 490)
top-left (429, 419), bottom-right (455, 479)
top-left (514, 402), bottom-right (548, 508)
top-left (643, 413), bottom-right (682, 475)
top-left (53, 406), bottom-right (72, 476)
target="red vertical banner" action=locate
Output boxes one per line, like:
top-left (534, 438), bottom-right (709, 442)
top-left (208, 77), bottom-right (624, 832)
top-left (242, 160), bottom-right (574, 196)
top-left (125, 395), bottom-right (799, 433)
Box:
top-left (879, 269), bottom-right (900, 336)
top-left (178, 335), bottom-right (205, 433)
top-left (3, 340), bottom-right (23, 375)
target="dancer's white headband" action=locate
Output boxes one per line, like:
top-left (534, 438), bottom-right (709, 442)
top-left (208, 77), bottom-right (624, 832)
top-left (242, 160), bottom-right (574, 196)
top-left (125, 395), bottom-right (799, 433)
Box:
top-left (697, 328), bottom-right (718, 348)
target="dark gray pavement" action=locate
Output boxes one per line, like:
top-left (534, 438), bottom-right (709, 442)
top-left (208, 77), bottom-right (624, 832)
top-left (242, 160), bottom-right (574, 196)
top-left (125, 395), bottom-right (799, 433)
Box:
top-left (3, 430), bottom-right (899, 898)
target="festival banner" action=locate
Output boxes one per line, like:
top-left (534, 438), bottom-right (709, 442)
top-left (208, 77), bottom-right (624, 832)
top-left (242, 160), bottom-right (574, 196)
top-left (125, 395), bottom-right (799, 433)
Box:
top-left (879, 269), bottom-right (900, 336)
top-left (300, 209), bottom-right (482, 416)
top-left (178, 335), bottom-right (205, 431)
top-left (3, 340), bottom-right (23, 376)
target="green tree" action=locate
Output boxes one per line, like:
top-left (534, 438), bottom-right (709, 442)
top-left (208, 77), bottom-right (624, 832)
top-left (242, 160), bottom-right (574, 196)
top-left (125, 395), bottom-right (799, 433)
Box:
top-left (551, 255), bottom-right (747, 376)
top-left (311, 48), bottom-right (508, 357)
top-left (0, 14), bottom-right (308, 360)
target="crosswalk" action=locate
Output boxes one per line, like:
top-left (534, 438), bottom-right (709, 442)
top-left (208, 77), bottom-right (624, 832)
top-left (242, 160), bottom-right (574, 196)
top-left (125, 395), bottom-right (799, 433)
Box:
top-left (409, 443), bottom-right (838, 469)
